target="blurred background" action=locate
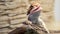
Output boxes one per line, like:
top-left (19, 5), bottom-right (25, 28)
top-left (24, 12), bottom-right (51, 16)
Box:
top-left (54, 0), bottom-right (60, 31)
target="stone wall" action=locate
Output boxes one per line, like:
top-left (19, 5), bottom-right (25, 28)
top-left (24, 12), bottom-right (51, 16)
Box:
top-left (0, 0), bottom-right (54, 34)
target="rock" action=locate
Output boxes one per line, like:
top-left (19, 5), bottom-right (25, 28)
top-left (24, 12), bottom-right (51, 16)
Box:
top-left (0, 5), bottom-right (8, 9)
top-left (0, 0), bottom-right (29, 9)
top-left (0, 16), bottom-right (9, 21)
top-left (0, 32), bottom-right (8, 34)
top-left (10, 24), bottom-right (24, 28)
top-left (0, 28), bottom-right (13, 34)
top-left (0, 28), bottom-right (11, 32)
top-left (9, 14), bottom-right (27, 20)
top-left (0, 21), bottom-right (9, 28)
top-left (10, 18), bottom-right (27, 25)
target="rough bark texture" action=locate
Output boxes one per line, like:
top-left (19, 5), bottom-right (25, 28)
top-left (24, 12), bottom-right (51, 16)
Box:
top-left (0, 0), bottom-right (54, 34)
